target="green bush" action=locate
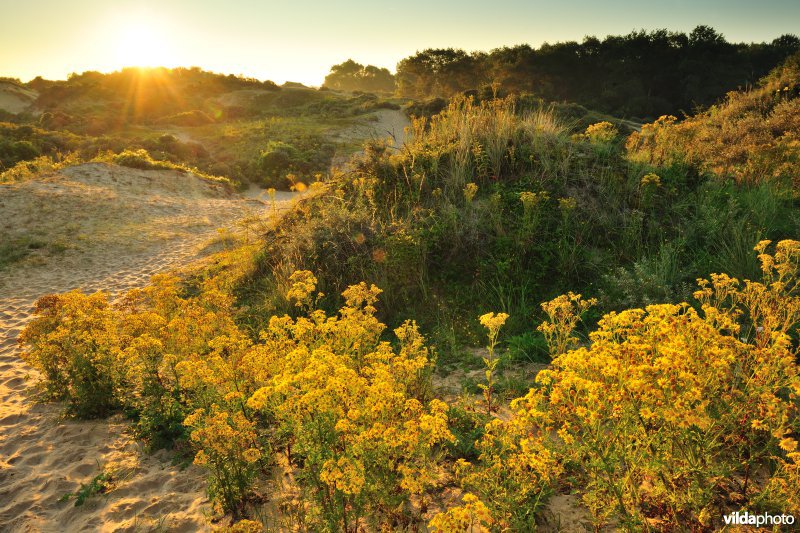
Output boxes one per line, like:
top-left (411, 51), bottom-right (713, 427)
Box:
top-left (112, 149), bottom-right (177, 171)
top-left (157, 110), bottom-right (215, 127)
top-left (20, 292), bottom-right (121, 418)
top-left (257, 140), bottom-right (297, 178)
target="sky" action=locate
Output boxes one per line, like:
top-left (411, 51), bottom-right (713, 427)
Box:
top-left (1, 0), bottom-right (799, 85)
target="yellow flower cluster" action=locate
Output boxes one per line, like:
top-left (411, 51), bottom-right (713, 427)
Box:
top-left (477, 312), bottom-right (509, 413)
top-left (429, 493), bottom-right (494, 532)
top-left (431, 241), bottom-right (800, 529)
top-left (574, 121), bottom-right (619, 144)
top-left (22, 208), bottom-right (800, 531)
top-left (518, 240), bottom-right (800, 527)
top-left (20, 291), bottom-right (120, 417)
top-left (463, 182), bottom-right (478, 203)
top-left (245, 277), bottom-right (452, 529)
top-left (478, 311), bottom-right (508, 333)
top-left (537, 291), bottom-right (596, 356)
top-left (518, 190), bottom-right (549, 211)
top-left (557, 196), bottom-right (576, 212)
top-left (285, 270), bottom-right (318, 307)
top-left (640, 172), bottom-right (661, 187)
top-left (319, 457), bottom-right (365, 495)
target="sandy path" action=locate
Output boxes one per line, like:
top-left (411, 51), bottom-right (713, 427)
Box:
top-left (332, 109), bottom-right (411, 147)
top-left (330, 109), bottom-right (411, 168)
top-left (0, 163), bottom-right (297, 532)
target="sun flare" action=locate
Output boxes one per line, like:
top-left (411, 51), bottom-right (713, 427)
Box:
top-left (114, 18), bottom-right (174, 68)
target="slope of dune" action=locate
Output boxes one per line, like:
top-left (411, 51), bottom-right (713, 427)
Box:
top-left (0, 163), bottom-right (298, 532)
top-left (0, 82), bottom-right (37, 114)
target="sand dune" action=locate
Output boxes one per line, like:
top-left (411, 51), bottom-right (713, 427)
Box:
top-left (335, 109), bottom-right (411, 148)
top-left (0, 163), bottom-right (297, 532)
top-left (0, 82), bottom-right (37, 114)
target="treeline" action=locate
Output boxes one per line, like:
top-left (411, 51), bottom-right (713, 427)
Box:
top-left (328, 26), bottom-right (799, 119)
top-left (628, 51), bottom-right (800, 184)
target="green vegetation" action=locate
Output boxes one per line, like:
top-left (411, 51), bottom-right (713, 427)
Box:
top-left (0, 235), bottom-right (48, 269)
top-left (10, 31), bottom-right (800, 533)
top-left (2, 67), bottom-right (401, 188)
top-left (240, 83), bottom-right (799, 346)
top-left (628, 52), bottom-right (800, 184)
top-left (323, 60), bottom-right (395, 93)
top-left (59, 472), bottom-right (114, 507)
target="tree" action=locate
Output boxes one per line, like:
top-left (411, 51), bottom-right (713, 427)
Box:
top-left (323, 60), bottom-right (395, 93)
top-left (397, 49), bottom-right (486, 98)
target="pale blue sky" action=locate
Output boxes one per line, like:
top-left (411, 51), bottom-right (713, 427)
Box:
top-left (1, 0), bottom-right (798, 84)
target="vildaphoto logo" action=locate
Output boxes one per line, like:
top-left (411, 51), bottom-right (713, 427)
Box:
top-left (723, 511), bottom-right (795, 527)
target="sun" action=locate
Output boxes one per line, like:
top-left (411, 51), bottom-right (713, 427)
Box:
top-left (114, 18), bottom-right (174, 68)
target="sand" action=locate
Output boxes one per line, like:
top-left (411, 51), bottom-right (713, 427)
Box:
top-left (0, 163), bottom-right (298, 532)
top-left (0, 82), bottom-right (37, 114)
top-left (334, 109), bottom-right (411, 149)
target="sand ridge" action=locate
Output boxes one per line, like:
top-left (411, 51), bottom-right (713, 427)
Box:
top-left (0, 163), bottom-right (298, 532)
top-left (0, 82), bottom-right (37, 115)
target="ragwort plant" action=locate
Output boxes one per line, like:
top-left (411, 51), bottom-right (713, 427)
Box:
top-left (21, 271), bottom-right (454, 528)
top-left (247, 274), bottom-right (453, 531)
top-left (512, 240), bottom-right (800, 529)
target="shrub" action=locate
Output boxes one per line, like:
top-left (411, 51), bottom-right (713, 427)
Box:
top-left (157, 110), bottom-right (215, 126)
top-left (509, 240), bottom-right (800, 529)
top-left (112, 148), bottom-right (177, 170)
top-left (184, 406), bottom-right (263, 517)
top-left (0, 152), bottom-right (81, 183)
top-left (20, 291), bottom-right (121, 417)
top-left (257, 141), bottom-right (297, 178)
top-left (574, 121), bottom-right (619, 144)
top-left (246, 276), bottom-right (453, 531)
top-left (20, 271), bottom-right (453, 528)
top-left (450, 415), bottom-right (559, 530)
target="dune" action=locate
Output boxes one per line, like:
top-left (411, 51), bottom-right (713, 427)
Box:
top-left (214, 88), bottom-right (276, 108)
top-left (329, 109), bottom-right (411, 169)
top-left (0, 82), bottom-right (37, 114)
top-left (335, 109), bottom-right (411, 147)
top-left (0, 163), bottom-right (298, 532)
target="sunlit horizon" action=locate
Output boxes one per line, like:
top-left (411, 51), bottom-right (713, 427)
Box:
top-left (2, 0), bottom-right (800, 86)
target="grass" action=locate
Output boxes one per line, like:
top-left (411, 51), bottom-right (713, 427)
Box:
top-left (8, 58), bottom-right (800, 530)
top-left (627, 52), bottom-right (800, 185)
top-left (227, 68), bottom-right (800, 372)
top-left (3, 68), bottom-right (405, 190)
top-left (0, 235), bottom-right (52, 270)
top-left (58, 471), bottom-right (114, 507)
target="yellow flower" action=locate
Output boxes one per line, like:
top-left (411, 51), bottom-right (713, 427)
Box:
top-left (582, 121), bottom-right (619, 143)
top-left (779, 437), bottom-right (798, 452)
top-left (479, 312), bottom-right (509, 332)
top-left (558, 197), bottom-right (576, 212)
top-left (429, 493), bottom-right (493, 532)
top-left (243, 448), bottom-right (262, 463)
top-left (519, 190), bottom-right (549, 211)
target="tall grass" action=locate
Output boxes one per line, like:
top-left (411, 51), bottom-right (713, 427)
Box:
top-left (627, 53), bottom-right (800, 185)
top-left (243, 89), bottom-right (800, 353)
top-left (405, 96), bottom-right (570, 200)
